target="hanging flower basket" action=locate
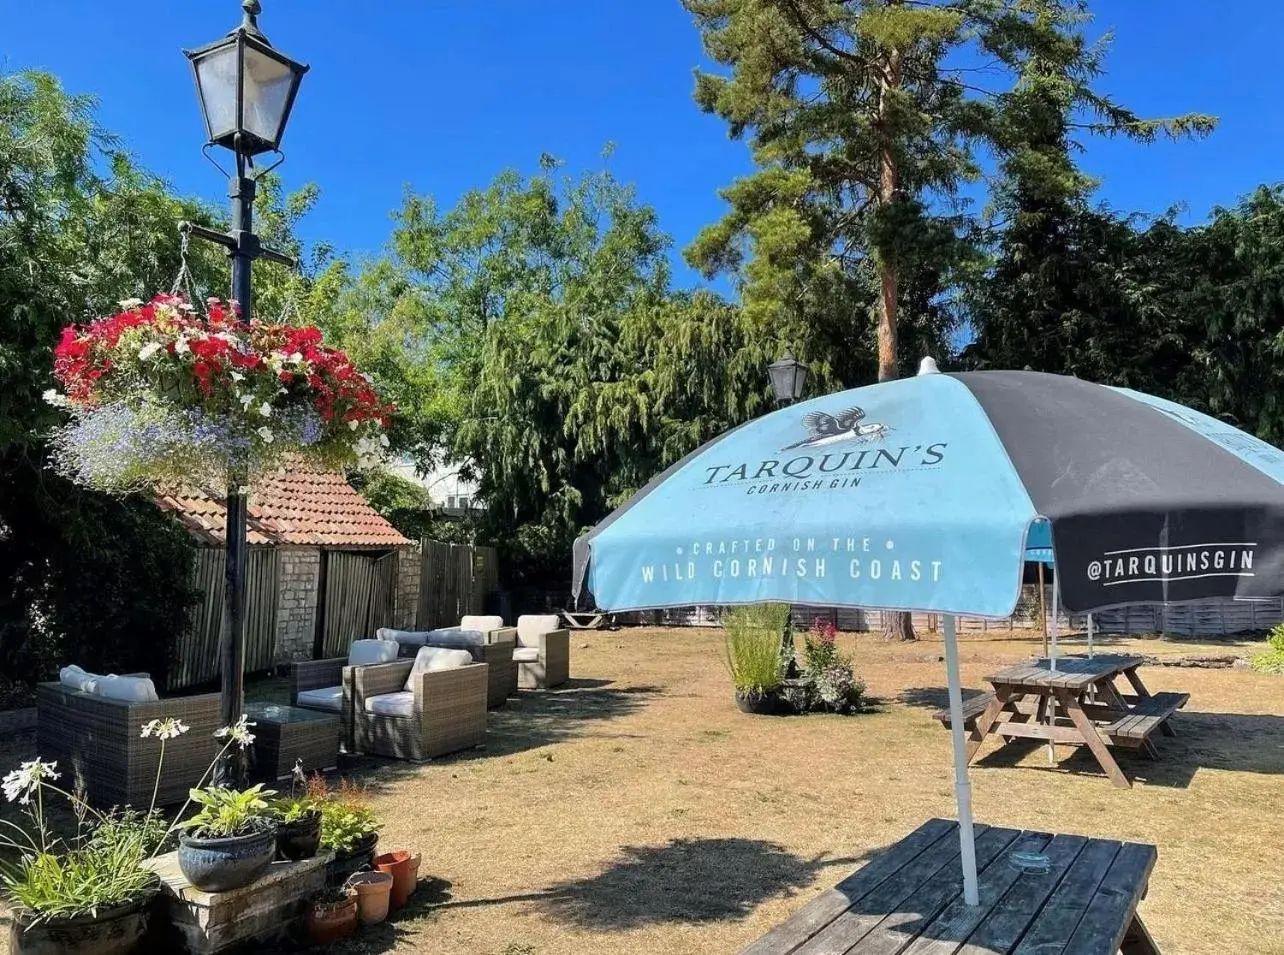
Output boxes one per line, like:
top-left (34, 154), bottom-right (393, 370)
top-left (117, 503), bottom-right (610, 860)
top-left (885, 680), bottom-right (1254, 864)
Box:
top-left (45, 295), bottom-right (394, 492)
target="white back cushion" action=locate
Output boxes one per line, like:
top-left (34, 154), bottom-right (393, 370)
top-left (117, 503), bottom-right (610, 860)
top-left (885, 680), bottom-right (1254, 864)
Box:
top-left (517, 615), bottom-right (561, 646)
top-left (460, 615), bottom-right (504, 634)
top-left (348, 639), bottom-right (399, 666)
top-left (376, 628), bottom-right (428, 647)
top-left (59, 665), bottom-right (99, 693)
top-left (404, 646), bottom-right (474, 691)
top-left (92, 675), bottom-right (159, 704)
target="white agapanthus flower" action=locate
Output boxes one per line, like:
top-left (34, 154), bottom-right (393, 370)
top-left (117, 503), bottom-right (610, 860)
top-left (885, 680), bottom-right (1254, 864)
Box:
top-left (257, 426), bottom-right (274, 444)
top-left (119, 298), bottom-right (144, 310)
top-left (140, 718), bottom-right (190, 741)
top-left (215, 715), bottom-right (257, 748)
top-left (138, 341), bottom-right (163, 361)
top-left (258, 402), bottom-right (272, 418)
top-left (2, 760), bottom-right (60, 805)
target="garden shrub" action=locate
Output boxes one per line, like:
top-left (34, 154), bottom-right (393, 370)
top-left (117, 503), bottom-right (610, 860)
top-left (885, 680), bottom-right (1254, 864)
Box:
top-left (723, 603), bottom-right (790, 695)
top-left (1251, 624), bottom-right (1284, 674)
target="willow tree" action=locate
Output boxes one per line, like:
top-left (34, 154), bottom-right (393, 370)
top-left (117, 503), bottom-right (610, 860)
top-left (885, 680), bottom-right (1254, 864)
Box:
top-left (684, 0), bottom-right (1213, 639)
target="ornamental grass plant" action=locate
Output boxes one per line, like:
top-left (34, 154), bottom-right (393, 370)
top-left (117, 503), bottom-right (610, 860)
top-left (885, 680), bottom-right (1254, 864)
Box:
top-left (723, 603), bottom-right (790, 695)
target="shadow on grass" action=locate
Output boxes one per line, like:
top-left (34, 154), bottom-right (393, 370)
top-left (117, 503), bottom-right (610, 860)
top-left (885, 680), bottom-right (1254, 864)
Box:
top-left (333, 679), bottom-right (664, 792)
top-left (897, 686), bottom-right (1284, 787)
top-left (433, 837), bottom-right (869, 931)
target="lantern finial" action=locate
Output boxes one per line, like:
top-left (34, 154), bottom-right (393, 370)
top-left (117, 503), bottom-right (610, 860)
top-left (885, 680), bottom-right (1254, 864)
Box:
top-left (240, 1), bottom-right (265, 38)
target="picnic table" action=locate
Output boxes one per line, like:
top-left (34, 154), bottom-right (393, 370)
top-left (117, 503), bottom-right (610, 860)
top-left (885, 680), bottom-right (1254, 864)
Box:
top-left (933, 655), bottom-right (1188, 788)
top-left (740, 818), bottom-right (1162, 955)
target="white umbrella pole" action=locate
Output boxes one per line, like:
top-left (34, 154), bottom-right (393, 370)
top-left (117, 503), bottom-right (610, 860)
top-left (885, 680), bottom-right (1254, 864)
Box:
top-left (942, 614), bottom-right (980, 906)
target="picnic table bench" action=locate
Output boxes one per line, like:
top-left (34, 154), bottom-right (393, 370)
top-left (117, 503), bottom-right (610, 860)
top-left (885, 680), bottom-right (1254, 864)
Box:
top-left (740, 818), bottom-right (1162, 955)
top-left (931, 655), bottom-right (1188, 788)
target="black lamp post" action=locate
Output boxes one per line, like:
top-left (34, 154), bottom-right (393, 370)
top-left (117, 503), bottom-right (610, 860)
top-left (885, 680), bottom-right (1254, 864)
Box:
top-left (767, 351), bottom-right (810, 407)
top-left (182, 0), bottom-right (307, 785)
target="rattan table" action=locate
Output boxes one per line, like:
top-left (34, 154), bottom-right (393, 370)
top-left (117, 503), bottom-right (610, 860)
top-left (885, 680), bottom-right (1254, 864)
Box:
top-left (246, 702), bottom-right (340, 782)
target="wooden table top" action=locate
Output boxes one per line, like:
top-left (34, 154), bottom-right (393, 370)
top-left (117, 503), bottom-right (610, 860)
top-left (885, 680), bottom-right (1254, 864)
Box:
top-left (740, 818), bottom-right (1156, 955)
top-left (985, 654), bottom-right (1144, 691)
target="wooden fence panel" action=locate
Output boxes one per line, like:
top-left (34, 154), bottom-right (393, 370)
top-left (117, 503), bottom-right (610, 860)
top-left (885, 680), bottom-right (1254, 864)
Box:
top-left (321, 551), bottom-right (375, 658)
top-left (171, 548), bottom-right (278, 691)
top-left (416, 540), bottom-right (501, 628)
top-left (369, 551), bottom-right (398, 634)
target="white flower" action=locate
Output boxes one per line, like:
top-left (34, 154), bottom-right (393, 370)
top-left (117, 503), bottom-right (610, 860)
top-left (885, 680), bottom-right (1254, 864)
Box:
top-left (141, 718), bottom-right (190, 741)
top-left (258, 402), bottom-right (272, 418)
top-left (215, 715), bottom-right (257, 749)
top-left (2, 760), bottom-right (60, 805)
top-left (119, 298), bottom-right (143, 310)
top-left (174, 338), bottom-right (190, 355)
top-left (42, 389), bottom-right (68, 408)
top-left (239, 393), bottom-right (254, 409)
top-left (288, 352), bottom-right (303, 364)
top-left (379, 434), bottom-right (390, 448)
top-left (230, 371), bottom-right (245, 383)
top-left (257, 426), bottom-right (274, 444)
top-left (348, 419), bottom-right (360, 431)
top-left (138, 341), bottom-right (163, 361)
top-left (179, 302), bottom-right (197, 314)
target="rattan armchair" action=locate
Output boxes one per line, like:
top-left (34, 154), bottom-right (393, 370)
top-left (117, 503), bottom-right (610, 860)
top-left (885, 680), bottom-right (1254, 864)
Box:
top-left (379, 627), bottom-right (517, 708)
top-left (288, 657), bottom-right (356, 751)
top-left (514, 616), bottom-right (571, 689)
top-left (36, 682), bottom-right (222, 808)
top-left (350, 660), bottom-right (489, 762)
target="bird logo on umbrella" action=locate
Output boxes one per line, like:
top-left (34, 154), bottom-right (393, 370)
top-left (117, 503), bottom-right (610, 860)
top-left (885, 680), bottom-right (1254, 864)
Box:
top-left (782, 407), bottom-right (890, 451)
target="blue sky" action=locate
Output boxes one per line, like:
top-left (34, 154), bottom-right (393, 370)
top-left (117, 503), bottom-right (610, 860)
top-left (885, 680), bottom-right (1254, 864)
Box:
top-left (4, 2), bottom-right (1282, 288)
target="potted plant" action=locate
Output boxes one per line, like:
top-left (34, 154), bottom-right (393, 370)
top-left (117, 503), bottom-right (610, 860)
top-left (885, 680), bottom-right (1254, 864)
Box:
top-left (345, 871), bottom-right (393, 925)
top-left (723, 603), bottom-right (791, 714)
top-left (1, 714), bottom-right (256, 954)
top-left (178, 784), bottom-right (278, 892)
top-left (306, 886), bottom-right (358, 945)
top-left (309, 776), bottom-right (381, 885)
top-left (271, 761), bottom-right (322, 862)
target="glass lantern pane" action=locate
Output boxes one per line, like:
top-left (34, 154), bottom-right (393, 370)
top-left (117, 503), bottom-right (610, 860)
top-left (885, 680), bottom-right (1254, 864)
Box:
top-left (241, 46), bottom-right (296, 147)
top-left (193, 45), bottom-right (240, 143)
top-left (792, 363), bottom-right (810, 400)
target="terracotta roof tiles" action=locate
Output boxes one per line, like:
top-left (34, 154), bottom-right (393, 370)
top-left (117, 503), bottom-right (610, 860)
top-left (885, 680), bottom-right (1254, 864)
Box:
top-left (157, 467), bottom-right (411, 549)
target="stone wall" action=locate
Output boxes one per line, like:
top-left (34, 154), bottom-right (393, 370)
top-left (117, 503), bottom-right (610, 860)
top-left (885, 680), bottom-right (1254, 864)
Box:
top-left (275, 547), bottom-right (320, 662)
top-left (394, 545), bottom-right (422, 630)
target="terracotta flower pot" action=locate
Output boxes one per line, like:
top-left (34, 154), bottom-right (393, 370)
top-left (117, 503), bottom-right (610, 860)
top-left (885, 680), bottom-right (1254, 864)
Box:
top-left (306, 890), bottom-right (358, 946)
top-left (346, 871), bottom-right (394, 925)
top-left (374, 849), bottom-right (414, 909)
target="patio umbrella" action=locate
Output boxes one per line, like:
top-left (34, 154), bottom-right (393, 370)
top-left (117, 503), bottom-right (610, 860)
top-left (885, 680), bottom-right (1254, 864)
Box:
top-left (573, 367), bottom-right (1284, 905)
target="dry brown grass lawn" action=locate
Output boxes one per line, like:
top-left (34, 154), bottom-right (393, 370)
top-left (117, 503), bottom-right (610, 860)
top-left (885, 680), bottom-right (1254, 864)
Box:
top-left (315, 627), bottom-right (1283, 955)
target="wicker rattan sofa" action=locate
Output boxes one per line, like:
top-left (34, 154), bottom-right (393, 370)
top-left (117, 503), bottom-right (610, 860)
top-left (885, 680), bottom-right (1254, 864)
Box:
top-left (378, 621), bottom-right (517, 708)
top-left (350, 656), bottom-right (488, 762)
top-left (36, 681), bottom-right (221, 807)
top-left (513, 615), bottom-right (571, 689)
top-left (288, 639), bottom-right (400, 750)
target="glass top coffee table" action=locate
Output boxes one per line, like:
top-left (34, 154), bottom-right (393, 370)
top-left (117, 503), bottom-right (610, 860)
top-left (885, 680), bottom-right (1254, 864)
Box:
top-left (244, 702), bottom-right (341, 781)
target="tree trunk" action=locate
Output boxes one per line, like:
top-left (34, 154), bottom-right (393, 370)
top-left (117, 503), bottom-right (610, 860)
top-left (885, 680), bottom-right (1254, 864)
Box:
top-left (876, 45), bottom-right (915, 642)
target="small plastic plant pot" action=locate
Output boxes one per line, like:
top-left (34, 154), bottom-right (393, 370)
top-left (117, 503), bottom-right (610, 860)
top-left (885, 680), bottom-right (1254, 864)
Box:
top-left (374, 850), bottom-right (414, 909)
top-left (346, 871), bottom-right (394, 925)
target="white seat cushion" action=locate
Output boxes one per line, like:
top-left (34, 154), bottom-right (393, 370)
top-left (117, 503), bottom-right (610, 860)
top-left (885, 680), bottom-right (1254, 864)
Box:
top-left (404, 646), bottom-right (475, 691)
top-left (348, 639), bottom-right (399, 666)
top-left (364, 691), bottom-right (415, 718)
top-left (296, 686), bottom-right (343, 713)
top-left (92, 675), bottom-right (159, 703)
top-left (516, 615), bottom-right (560, 647)
top-left (460, 615), bottom-right (504, 634)
top-left (512, 647), bottom-right (541, 663)
top-left (376, 628), bottom-right (429, 647)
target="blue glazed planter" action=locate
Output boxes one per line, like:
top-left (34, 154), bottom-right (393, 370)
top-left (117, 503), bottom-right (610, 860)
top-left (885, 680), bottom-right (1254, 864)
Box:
top-left (178, 826), bottom-right (277, 893)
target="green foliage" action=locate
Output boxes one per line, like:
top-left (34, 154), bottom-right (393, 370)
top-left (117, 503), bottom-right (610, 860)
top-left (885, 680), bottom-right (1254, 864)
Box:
top-left (347, 467), bottom-right (438, 543)
top-left (723, 603), bottom-right (789, 693)
top-left (181, 785), bottom-right (276, 839)
top-left (1251, 624), bottom-right (1284, 674)
top-left (1, 846), bottom-right (158, 924)
top-left (307, 776), bottom-right (380, 855)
